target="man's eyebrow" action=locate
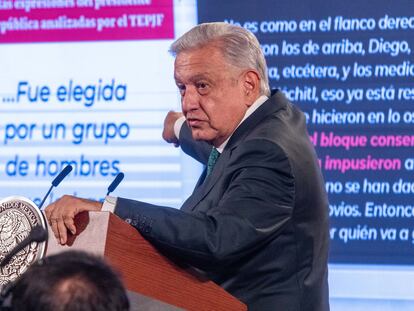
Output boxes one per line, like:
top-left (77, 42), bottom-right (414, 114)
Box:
top-left (175, 73), bottom-right (213, 83)
top-left (190, 73), bottom-right (211, 80)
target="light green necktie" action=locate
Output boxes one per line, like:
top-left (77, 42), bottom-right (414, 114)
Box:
top-left (206, 148), bottom-right (220, 176)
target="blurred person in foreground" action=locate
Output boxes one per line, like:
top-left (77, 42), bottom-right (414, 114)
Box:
top-left (45, 22), bottom-right (329, 310)
top-left (8, 250), bottom-right (129, 311)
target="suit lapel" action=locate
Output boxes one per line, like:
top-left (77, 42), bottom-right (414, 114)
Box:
top-left (180, 151), bottom-right (228, 211)
top-left (226, 90), bottom-right (287, 150)
top-left (180, 90), bottom-right (288, 212)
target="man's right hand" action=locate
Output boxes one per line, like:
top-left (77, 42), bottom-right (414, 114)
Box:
top-left (162, 110), bottom-right (183, 147)
top-left (45, 195), bottom-right (102, 245)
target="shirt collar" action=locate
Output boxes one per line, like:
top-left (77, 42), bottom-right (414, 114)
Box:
top-left (216, 95), bottom-right (268, 153)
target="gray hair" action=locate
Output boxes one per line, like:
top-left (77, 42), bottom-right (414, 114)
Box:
top-left (170, 22), bottom-right (270, 96)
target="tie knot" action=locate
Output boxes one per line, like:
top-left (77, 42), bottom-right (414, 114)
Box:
top-left (207, 148), bottom-right (220, 176)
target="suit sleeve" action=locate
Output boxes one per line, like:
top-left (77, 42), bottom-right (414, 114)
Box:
top-left (178, 122), bottom-right (212, 165)
top-left (114, 139), bottom-right (295, 270)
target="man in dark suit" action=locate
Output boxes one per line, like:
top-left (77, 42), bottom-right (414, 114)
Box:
top-left (46, 22), bottom-right (330, 310)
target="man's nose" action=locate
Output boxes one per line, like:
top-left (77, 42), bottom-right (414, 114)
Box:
top-left (182, 87), bottom-right (199, 112)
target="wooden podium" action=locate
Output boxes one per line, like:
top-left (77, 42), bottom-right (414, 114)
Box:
top-left (46, 212), bottom-right (246, 311)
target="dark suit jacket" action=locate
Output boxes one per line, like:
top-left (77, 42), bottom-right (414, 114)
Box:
top-left (114, 91), bottom-right (330, 311)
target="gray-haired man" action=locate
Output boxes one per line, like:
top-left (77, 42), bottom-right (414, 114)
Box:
top-left (46, 22), bottom-right (330, 310)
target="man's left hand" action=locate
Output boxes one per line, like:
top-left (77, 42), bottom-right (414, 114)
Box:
top-left (162, 110), bottom-right (183, 147)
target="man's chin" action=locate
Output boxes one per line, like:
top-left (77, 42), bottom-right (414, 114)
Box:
top-left (192, 134), bottom-right (207, 141)
top-left (191, 131), bottom-right (213, 143)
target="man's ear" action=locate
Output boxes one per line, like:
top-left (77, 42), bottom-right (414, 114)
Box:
top-left (242, 70), bottom-right (261, 106)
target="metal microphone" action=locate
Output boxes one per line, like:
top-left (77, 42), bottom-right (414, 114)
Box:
top-left (38, 165), bottom-right (73, 210)
top-left (0, 225), bottom-right (48, 268)
top-left (106, 173), bottom-right (124, 196)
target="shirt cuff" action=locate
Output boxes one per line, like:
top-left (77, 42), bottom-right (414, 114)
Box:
top-left (101, 195), bottom-right (117, 213)
top-left (173, 116), bottom-right (186, 140)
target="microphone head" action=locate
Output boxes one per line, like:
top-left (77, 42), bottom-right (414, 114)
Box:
top-left (51, 165), bottom-right (73, 187)
top-left (30, 225), bottom-right (48, 243)
top-left (107, 172), bottom-right (124, 194)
